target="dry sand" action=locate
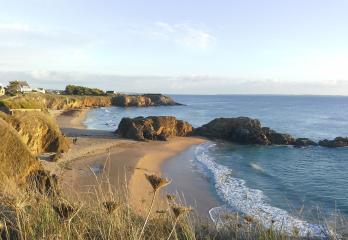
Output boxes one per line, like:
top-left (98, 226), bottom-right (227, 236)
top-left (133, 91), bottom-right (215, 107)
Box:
top-left (43, 108), bottom-right (215, 217)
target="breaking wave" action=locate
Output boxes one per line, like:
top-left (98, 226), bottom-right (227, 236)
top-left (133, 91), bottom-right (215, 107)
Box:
top-left (195, 142), bottom-right (331, 238)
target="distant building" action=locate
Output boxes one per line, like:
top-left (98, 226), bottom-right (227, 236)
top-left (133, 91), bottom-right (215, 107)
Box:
top-left (17, 81), bottom-right (32, 93)
top-left (0, 84), bottom-right (5, 96)
top-left (33, 88), bottom-right (46, 94)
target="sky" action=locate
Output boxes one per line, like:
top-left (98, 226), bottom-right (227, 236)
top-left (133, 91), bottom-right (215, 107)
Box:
top-left (0, 0), bottom-right (348, 95)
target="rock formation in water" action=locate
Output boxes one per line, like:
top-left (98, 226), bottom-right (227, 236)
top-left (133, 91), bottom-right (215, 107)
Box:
top-left (319, 137), bottom-right (348, 148)
top-left (111, 94), bottom-right (180, 107)
top-left (193, 117), bottom-right (318, 146)
top-left (116, 116), bottom-right (192, 141)
top-left (193, 117), bottom-right (271, 144)
top-left (293, 138), bottom-right (318, 147)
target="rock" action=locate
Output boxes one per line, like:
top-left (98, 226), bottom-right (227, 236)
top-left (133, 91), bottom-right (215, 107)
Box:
top-left (319, 137), bottom-right (348, 148)
top-left (194, 117), bottom-right (271, 145)
top-left (293, 138), bottom-right (317, 147)
top-left (262, 127), bottom-right (295, 145)
top-left (116, 116), bottom-right (193, 141)
top-left (111, 94), bottom-right (180, 107)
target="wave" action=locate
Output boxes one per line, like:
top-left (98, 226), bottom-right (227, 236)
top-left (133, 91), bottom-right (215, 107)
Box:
top-left (195, 142), bottom-right (331, 238)
top-left (250, 162), bottom-right (265, 173)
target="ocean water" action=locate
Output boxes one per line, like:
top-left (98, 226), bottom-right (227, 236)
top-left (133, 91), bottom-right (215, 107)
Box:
top-left (84, 95), bottom-right (348, 236)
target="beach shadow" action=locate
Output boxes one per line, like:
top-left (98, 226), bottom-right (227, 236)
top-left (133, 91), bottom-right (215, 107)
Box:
top-left (61, 127), bottom-right (118, 139)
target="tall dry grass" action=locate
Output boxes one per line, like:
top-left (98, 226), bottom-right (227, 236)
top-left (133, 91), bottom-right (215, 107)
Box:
top-left (0, 155), bottom-right (347, 240)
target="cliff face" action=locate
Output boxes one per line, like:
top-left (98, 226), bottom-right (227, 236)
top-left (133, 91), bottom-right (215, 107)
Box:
top-left (0, 111), bottom-right (69, 155)
top-left (111, 94), bottom-right (180, 107)
top-left (0, 93), bottom-right (112, 111)
top-left (116, 116), bottom-right (193, 141)
top-left (0, 118), bottom-right (40, 181)
top-left (0, 93), bottom-right (180, 111)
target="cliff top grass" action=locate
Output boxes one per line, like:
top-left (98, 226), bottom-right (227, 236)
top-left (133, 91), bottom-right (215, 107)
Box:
top-left (0, 92), bottom-right (111, 110)
top-left (0, 111), bottom-right (69, 155)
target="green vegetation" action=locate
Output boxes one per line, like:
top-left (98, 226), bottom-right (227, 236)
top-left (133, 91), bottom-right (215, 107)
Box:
top-left (0, 92), bottom-right (111, 110)
top-left (5, 81), bottom-right (21, 96)
top-left (64, 85), bottom-right (106, 96)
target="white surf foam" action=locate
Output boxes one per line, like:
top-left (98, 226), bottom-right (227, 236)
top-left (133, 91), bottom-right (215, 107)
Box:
top-left (195, 142), bottom-right (331, 238)
top-left (250, 162), bottom-right (265, 173)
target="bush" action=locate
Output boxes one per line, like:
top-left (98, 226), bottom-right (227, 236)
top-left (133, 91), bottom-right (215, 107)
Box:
top-left (64, 85), bottom-right (106, 96)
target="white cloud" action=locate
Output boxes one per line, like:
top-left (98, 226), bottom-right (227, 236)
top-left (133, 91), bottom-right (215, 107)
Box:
top-left (142, 21), bottom-right (216, 50)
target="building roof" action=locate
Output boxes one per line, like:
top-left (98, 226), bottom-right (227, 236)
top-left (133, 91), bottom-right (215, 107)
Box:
top-left (17, 81), bottom-right (30, 87)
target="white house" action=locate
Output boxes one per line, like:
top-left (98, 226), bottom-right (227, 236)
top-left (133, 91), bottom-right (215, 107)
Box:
top-left (33, 88), bottom-right (46, 94)
top-left (17, 81), bottom-right (32, 93)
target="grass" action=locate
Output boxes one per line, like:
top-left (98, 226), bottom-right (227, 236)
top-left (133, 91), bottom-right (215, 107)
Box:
top-left (0, 93), bottom-right (112, 111)
top-left (0, 111), bottom-right (69, 156)
top-left (1, 157), bottom-right (346, 240)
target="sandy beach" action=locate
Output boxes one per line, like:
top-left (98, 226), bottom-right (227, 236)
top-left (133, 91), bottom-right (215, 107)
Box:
top-left (43, 108), bottom-right (219, 217)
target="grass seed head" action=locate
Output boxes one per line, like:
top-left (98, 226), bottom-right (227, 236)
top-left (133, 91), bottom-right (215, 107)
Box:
top-left (145, 174), bottom-right (171, 192)
top-left (171, 205), bottom-right (192, 218)
top-left (166, 194), bottom-right (176, 202)
top-left (102, 201), bottom-right (119, 214)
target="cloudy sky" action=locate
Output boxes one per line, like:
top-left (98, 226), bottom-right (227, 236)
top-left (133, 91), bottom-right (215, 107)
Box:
top-left (0, 0), bottom-right (347, 95)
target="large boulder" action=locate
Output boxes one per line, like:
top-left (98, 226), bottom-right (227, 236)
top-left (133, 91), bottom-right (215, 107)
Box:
top-left (194, 117), bottom-right (271, 145)
top-left (116, 116), bottom-right (193, 141)
top-left (319, 137), bottom-right (348, 148)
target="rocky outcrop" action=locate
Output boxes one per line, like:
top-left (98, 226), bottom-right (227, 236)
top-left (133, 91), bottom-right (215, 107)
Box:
top-left (111, 94), bottom-right (180, 107)
top-left (319, 137), bottom-right (348, 148)
top-left (194, 117), bottom-right (317, 146)
top-left (293, 138), bottom-right (318, 147)
top-left (116, 116), bottom-right (192, 141)
top-left (262, 127), bottom-right (295, 145)
top-left (0, 111), bottom-right (69, 155)
top-left (0, 92), bottom-right (181, 111)
top-left (194, 117), bottom-right (271, 144)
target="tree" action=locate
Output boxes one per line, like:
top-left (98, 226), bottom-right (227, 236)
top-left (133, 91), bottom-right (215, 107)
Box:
top-left (64, 85), bottom-right (106, 96)
top-left (6, 81), bottom-right (21, 96)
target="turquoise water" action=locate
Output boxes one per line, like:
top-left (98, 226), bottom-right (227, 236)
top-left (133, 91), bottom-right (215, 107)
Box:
top-left (84, 95), bottom-right (348, 234)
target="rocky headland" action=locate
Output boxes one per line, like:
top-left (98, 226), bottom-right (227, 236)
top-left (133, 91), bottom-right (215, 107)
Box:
top-left (0, 92), bottom-right (180, 113)
top-left (319, 137), bottom-right (348, 148)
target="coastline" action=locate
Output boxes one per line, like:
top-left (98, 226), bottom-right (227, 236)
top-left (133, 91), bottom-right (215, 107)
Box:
top-left (45, 108), bottom-right (218, 217)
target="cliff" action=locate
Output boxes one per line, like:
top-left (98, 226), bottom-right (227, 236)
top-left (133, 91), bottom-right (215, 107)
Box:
top-left (116, 116), bottom-right (193, 141)
top-left (0, 93), bottom-right (180, 112)
top-left (111, 94), bottom-right (180, 107)
top-left (0, 111), bottom-right (69, 155)
top-left (0, 118), bottom-right (40, 181)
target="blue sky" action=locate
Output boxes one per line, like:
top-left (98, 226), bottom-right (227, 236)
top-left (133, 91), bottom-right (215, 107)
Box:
top-left (0, 0), bottom-right (348, 94)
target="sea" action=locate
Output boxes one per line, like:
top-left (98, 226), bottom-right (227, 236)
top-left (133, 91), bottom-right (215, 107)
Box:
top-left (84, 95), bottom-right (348, 237)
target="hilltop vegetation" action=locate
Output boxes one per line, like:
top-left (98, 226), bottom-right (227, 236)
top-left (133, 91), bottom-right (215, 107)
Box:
top-left (64, 85), bottom-right (106, 96)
